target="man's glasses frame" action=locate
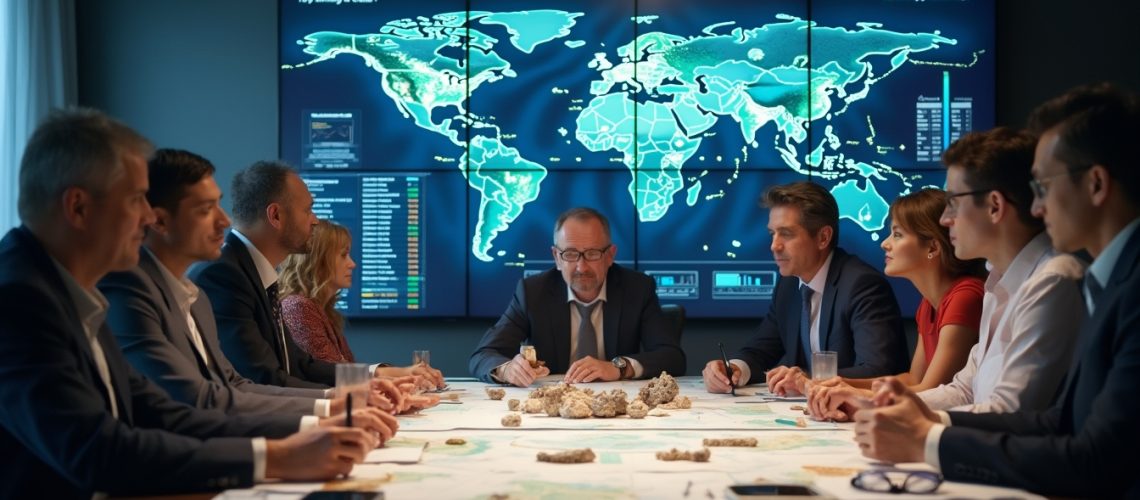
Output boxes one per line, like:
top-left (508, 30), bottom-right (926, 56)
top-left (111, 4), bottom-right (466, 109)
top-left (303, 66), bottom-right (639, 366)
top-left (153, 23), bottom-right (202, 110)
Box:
top-left (1029, 164), bottom-right (1093, 199)
top-left (851, 469), bottom-right (943, 494)
top-left (554, 244), bottom-right (612, 262)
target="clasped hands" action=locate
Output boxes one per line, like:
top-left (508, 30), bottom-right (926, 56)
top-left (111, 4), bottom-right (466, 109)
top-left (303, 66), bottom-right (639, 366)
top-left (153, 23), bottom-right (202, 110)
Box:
top-left (499, 353), bottom-right (621, 387)
top-left (804, 376), bottom-right (940, 464)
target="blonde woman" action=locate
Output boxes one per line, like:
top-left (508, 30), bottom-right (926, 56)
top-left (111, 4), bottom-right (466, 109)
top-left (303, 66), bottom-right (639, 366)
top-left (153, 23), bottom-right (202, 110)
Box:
top-left (280, 220), bottom-right (444, 387)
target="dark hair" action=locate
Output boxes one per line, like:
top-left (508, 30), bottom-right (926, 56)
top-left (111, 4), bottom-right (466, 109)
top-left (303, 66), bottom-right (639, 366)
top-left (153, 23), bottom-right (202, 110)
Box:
top-left (890, 189), bottom-right (988, 279)
top-left (941, 127), bottom-right (1041, 230)
top-left (147, 149), bottom-right (216, 213)
top-left (553, 207), bottom-right (612, 244)
top-left (1027, 82), bottom-right (1140, 206)
top-left (761, 181), bottom-right (840, 250)
top-left (230, 160), bottom-right (296, 227)
top-left (18, 108), bottom-right (152, 225)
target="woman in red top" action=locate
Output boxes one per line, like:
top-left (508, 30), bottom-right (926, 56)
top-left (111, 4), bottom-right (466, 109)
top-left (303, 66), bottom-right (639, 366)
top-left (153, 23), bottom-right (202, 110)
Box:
top-left (278, 220), bottom-right (357, 363)
top-left (809, 189), bottom-right (986, 418)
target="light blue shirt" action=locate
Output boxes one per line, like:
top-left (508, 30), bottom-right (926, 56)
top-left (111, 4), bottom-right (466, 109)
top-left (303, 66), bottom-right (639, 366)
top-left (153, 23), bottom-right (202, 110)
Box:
top-left (1084, 217), bottom-right (1140, 314)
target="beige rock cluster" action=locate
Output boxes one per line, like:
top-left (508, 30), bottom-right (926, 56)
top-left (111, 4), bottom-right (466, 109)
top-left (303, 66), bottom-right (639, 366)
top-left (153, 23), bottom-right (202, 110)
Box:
top-left (536, 448), bottom-right (596, 464)
top-left (512, 375), bottom-right (690, 421)
top-left (485, 387), bottom-right (506, 400)
top-left (655, 447), bottom-right (711, 462)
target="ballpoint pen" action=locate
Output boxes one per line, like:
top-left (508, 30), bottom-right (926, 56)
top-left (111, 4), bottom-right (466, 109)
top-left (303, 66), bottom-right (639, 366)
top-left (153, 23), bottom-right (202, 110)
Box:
top-left (718, 342), bottom-right (736, 396)
top-left (346, 392), bottom-right (353, 427)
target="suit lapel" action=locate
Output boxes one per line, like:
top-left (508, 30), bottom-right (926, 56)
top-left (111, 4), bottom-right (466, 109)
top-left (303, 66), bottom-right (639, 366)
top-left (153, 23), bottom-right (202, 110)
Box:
top-left (1058, 227), bottom-right (1140, 424)
top-left (548, 273), bottom-right (572, 373)
top-left (602, 268), bottom-right (621, 360)
top-left (139, 252), bottom-right (212, 376)
top-left (224, 232), bottom-right (288, 370)
top-left (818, 249), bottom-right (845, 351)
top-left (17, 228), bottom-right (131, 422)
top-left (96, 323), bottom-right (133, 424)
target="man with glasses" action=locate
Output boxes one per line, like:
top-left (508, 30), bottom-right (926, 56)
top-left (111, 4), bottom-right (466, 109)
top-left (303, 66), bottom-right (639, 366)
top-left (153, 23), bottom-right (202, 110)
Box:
top-left (703, 181), bottom-right (906, 395)
top-left (470, 207), bottom-right (685, 386)
top-left (813, 128), bottom-right (1085, 420)
top-left (914, 127), bottom-right (1086, 414)
top-left (852, 82), bottom-right (1140, 497)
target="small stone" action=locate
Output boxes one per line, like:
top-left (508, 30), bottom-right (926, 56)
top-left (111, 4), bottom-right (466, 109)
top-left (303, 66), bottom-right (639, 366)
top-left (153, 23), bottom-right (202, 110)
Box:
top-left (445, 438), bottom-right (466, 445)
top-left (507, 398), bottom-right (520, 411)
top-left (627, 399), bottom-right (650, 419)
top-left (501, 413), bottom-right (521, 427)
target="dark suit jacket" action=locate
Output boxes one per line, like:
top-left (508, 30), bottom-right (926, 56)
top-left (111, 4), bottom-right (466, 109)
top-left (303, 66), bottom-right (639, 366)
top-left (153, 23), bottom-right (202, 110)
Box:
top-left (100, 249), bottom-right (326, 416)
top-left (469, 265), bottom-right (686, 382)
top-left (938, 227), bottom-right (1140, 497)
top-left (733, 248), bottom-right (905, 382)
top-left (189, 232), bottom-right (336, 388)
top-left (0, 227), bottom-right (299, 498)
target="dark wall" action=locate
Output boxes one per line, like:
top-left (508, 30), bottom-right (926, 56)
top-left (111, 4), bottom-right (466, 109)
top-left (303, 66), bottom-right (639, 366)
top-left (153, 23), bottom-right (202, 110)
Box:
top-left (77, 0), bottom-right (1139, 377)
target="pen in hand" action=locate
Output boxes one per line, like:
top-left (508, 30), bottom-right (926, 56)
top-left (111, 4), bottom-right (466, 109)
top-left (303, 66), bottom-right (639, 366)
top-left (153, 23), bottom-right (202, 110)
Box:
top-left (718, 342), bottom-right (736, 396)
top-left (346, 392), bottom-right (353, 428)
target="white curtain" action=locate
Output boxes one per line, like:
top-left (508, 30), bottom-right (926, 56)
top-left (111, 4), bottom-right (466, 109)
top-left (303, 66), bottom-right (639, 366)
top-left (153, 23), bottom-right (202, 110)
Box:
top-left (1, 0), bottom-right (76, 231)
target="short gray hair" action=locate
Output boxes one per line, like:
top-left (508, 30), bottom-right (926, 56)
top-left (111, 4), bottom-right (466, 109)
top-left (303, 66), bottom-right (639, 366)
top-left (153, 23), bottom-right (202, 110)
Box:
top-left (18, 108), bottom-right (152, 225)
top-left (553, 207), bottom-right (611, 244)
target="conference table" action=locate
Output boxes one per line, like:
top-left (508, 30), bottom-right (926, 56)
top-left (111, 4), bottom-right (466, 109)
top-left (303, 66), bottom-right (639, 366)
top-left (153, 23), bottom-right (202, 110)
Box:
top-left (218, 376), bottom-right (1039, 499)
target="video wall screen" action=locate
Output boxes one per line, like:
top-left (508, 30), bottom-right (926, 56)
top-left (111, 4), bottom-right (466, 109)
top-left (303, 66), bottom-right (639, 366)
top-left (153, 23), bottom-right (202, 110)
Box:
top-left (281, 0), bottom-right (994, 318)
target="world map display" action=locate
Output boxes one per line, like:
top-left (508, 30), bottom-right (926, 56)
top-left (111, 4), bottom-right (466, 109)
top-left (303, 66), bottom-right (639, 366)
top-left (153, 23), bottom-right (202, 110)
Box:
top-left (280, 0), bottom-right (994, 317)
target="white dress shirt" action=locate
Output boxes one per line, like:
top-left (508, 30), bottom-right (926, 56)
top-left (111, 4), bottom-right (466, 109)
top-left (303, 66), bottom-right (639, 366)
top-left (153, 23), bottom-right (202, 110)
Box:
top-left (231, 229), bottom-right (378, 383)
top-left (918, 233), bottom-right (1085, 414)
top-left (564, 282), bottom-right (643, 378)
top-left (50, 258), bottom-right (270, 483)
top-left (921, 232), bottom-right (1087, 470)
top-left (730, 251), bottom-right (833, 385)
top-left (152, 248), bottom-right (330, 418)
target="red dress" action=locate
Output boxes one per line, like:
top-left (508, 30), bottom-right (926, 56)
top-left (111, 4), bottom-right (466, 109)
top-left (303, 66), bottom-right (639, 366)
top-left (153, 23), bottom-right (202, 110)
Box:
top-left (915, 276), bottom-right (984, 365)
top-left (280, 294), bottom-right (355, 363)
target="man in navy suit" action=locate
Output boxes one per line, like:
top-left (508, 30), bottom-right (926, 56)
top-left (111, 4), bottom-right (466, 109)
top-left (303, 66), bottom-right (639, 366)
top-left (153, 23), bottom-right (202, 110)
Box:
top-left (703, 181), bottom-right (906, 394)
top-left (189, 161), bottom-right (443, 390)
top-left (0, 109), bottom-right (375, 498)
top-left (852, 83), bottom-right (1140, 497)
top-left (470, 207), bottom-right (686, 386)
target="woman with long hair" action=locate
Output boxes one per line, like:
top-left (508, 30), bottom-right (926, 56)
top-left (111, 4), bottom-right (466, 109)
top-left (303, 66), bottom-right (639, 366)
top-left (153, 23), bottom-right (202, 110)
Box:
top-left (279, 220), bottom-right (444, 386)
top-left (808, 188), bottom-right (987, 419)
top-left (279, 220), bottom-right (357, 363)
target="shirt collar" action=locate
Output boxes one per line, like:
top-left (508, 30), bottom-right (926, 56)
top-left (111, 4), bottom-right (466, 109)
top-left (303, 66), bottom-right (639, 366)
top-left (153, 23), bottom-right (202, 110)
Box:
top-left (988, 232), bottom-right (1054, 293)
top-left (1088, 217), bottom-right (1140, 287)
top-left (145, 247), bottom-right (200, 313)
top-left (231, 228), bottom-right (278, 289)
top-left (48, 257), bottom-right (109, 341)
top-left (799, 250), bottom-right (835, 294)
top-left (566, 279), bottom-right (608, 306)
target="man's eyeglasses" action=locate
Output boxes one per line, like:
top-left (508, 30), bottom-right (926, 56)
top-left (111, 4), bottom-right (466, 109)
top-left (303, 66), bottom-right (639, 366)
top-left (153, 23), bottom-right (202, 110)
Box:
top-left (939, 187), bottom-right (1012, 217)
top-left (555, 244), bottom-right (612, 262)
top-left (943, 189), bottom-right (994, 216)
top-left (851, 470), bottom-right (943, 494)
top-left (1029, 165), bottom-right (1093, 199)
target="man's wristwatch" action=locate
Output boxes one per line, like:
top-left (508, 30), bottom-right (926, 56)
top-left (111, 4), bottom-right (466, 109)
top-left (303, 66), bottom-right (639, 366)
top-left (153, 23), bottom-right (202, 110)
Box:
top-left (611, 356), bottom-right (630, 379)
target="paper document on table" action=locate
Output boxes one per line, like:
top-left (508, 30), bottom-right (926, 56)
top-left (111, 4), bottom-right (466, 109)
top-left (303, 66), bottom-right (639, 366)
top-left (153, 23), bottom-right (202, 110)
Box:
top-left (365, 442), bottom-right (426, 463)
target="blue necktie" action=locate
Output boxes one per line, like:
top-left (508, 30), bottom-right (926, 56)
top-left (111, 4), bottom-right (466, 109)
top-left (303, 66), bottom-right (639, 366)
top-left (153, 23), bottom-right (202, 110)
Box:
top-left (800, 285), bottom-right (814, 370)
top-left (1084, 272), bottom-right (1104, 315)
